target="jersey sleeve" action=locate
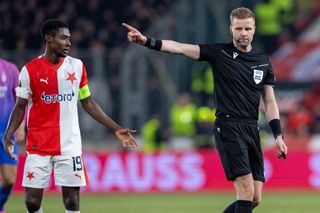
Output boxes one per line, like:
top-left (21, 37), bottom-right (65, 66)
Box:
top-left (78, 63), bottom-right (91, 100)
top-left (15, 66), bottom-right (32, 100)
top-left (263, 58), bottom-right (276, 86)
top-left (198, 44), bottom-right (219, 62)
top-left (10, 63), bottom-right (20, 98)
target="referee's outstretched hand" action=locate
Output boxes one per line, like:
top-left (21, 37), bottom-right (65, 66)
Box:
top-left (275, 136), bottom-right (288, 159)
top-left (122, 23), bottom-right (147, 45)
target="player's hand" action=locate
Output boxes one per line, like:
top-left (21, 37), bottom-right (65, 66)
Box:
top-left (115, 128), bottom-right (138, 148)
top-left (2, 137), bottom-right (17, 161)
top-left (275, 135), bottom-right (287, 159)
top-left (122, 23), bottom-right (147, 45)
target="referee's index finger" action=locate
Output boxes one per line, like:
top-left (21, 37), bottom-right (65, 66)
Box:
top-left (122, 23), bottom-right (136, 31)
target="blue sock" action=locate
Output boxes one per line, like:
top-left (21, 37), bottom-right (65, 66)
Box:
top-left (0, 185), bottom-right (13, 211)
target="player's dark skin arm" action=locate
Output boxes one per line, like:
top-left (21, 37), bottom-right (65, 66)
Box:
top-left (80, 96), bottom-right (137, 148)
top-left (2, 97), bottom-right (28, 160)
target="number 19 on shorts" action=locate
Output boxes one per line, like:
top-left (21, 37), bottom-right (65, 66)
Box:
top-left (72, 156), bottom-right (83, 171)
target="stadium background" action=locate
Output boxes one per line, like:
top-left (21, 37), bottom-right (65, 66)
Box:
top-left (1, 0), bottom-right (320, 212)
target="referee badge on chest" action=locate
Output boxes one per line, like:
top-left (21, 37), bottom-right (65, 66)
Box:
top-left (253, 69), bottom-right (263, 84)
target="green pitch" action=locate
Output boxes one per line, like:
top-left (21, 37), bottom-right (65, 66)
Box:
top-left (6, 191), bottom-right (319, 212)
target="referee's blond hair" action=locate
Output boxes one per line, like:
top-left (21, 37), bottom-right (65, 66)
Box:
top-left (230, 7), bottom-right (255, 23)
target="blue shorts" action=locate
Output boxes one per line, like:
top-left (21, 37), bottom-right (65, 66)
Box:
top-left (0, 135), bottom-right (18, 165)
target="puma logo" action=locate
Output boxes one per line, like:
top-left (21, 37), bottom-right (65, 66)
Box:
top-left (40, 77), bottom-right (48, 84)
top-left (75, 174), bottom-right (82, 179)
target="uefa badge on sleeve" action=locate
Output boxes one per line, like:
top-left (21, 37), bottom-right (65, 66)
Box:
top-left (253, 69), bottom-right (263, 84)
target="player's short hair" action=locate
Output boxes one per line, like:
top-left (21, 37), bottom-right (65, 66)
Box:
top-left (230, 7), bottom-right (255, 23)
top-left (40, 19), bottom-right (68, 43)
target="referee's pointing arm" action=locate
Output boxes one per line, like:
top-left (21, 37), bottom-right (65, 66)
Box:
top-left (122, 23), bottom-right (200, 60)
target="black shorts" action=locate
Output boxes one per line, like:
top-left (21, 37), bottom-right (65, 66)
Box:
top-left (213, 117), bottom-right (265, 182)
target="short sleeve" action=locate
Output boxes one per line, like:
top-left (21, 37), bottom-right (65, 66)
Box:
top-left (15, 66), bottom-right (32, 100)
top-left (80, 63), bottom-right (89, 88)
top-left (263, 59), bottom-right (276, 86)
top-left (78, 63), bottom-right (91, 100)
top-left (198, 44), bottom-right (210, 62)
top-left (10, 63), bottom-right (20, 97)
top-left (198, 44), bottom-right (219, 63)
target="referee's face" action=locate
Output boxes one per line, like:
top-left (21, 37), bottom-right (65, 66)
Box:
top-left (230, 17), bottom-right (255, 52)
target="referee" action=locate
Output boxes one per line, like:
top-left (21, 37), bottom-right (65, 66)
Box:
top-left (123, 7), bottom-right (287, 213)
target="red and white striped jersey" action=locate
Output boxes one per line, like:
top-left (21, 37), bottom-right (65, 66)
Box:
top-left (16, 56), bottom-right (91, 156)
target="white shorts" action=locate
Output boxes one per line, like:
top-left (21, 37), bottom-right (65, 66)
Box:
top-left (22, 154), bottom-right (87, 188)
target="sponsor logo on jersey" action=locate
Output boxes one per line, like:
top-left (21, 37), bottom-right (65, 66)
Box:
top-left (220, 50), bottom-right (239, 59)
top-left (233, 52), bottom-right (239, 59)
top-left (40, 77), bottom-right (49, 84)
top-left (75, 173), bottom-right (82, 179)
top-left (41, 91), bottom-right (75, 104)
top-left (253, 69), bottom-right (264, 84)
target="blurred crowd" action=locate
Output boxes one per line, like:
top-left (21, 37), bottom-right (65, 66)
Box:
top-left (0, 0), bottom-right (174, 50)
top-left (285, 83), bottom-right (320, 136)
top-left (141, 83), bottom-right (320, 152)
top-left (253, 0), bottom-right (320, 54)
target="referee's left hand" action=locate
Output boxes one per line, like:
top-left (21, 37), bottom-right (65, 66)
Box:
top-left (275, 136), bottom-right (287, 159)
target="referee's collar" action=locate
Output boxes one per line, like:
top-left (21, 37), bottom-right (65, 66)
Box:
top-left (230, 42), bottom-right (255, 55)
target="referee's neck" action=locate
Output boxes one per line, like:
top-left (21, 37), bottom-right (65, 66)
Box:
top-left (233, 41), bottom-right (252, 53)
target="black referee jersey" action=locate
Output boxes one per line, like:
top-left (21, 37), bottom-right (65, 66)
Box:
top-left (198, 42), bottom-right (276, 120)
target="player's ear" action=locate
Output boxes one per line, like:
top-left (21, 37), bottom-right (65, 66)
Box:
top-left (229, 26), bottom-right (233, 35)
top-left (44, 34), bottom-right (52, 43)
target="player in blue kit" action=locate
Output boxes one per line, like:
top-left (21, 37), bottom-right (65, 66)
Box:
top-left (0, 36), bottom-right (25, 213)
